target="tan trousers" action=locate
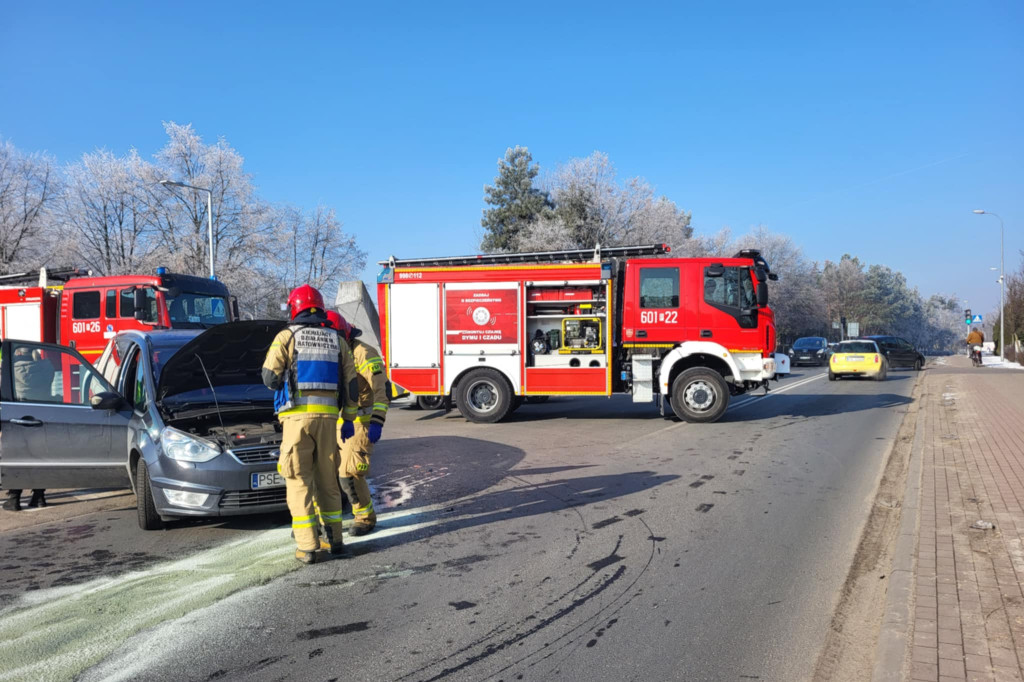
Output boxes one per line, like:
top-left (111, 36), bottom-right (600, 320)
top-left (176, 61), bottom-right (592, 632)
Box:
top-left (279, 414), bottom-right (344, 551)
top-left (338, 420), bottom-right (375, 523)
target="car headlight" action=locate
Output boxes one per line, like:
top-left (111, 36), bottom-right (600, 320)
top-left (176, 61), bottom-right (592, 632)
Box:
top-left (160, 427), bottom-right (221, 462)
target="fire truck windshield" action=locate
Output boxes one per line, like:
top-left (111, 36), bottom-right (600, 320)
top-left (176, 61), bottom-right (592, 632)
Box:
top-left (166, 293), bottom-right (229, 328)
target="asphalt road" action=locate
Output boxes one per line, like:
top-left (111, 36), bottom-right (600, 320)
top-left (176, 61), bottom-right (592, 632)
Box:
top-left (0, 365), bottom-right (920, 682)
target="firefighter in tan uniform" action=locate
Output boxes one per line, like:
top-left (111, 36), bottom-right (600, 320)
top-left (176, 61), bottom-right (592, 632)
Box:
top-left (327, 311), bottom-right (388, 536)
top-left (263, 285), bottom-right (360, 564)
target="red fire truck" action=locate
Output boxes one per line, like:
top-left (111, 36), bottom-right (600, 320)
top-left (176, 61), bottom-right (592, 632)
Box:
top-left (377, 244), bottom-right (781, 424)
top-left (0, 267), bottom-right (235, 360)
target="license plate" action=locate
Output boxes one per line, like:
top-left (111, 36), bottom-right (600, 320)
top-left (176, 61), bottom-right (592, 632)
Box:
top-left (251, 472), bottom-right (285, 489)
top-left (847, 355), bottom-right (864, 362)
top-left (800, 355), bottom-right (812, 360)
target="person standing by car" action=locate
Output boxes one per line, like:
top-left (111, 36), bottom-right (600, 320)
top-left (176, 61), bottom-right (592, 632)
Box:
top-left (262, 285), bottom-right (360, 564)
top-left (2, 347), bottom-right (54, 511)
top-left (326, 311), bottom-right (388, 536)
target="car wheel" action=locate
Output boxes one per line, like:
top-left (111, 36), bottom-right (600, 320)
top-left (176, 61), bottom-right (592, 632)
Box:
top-left (914, 358), bottom-right (923, 371)
top-left (875, 366), bottom-right (887, 381)
top-left (416, 395), bottom-right (445, 410)
top-left (136, 458), bottom-right (164, 531)
top-left (455, 369), bottom-right (514, 424)
top-left (670, 367), bottom-right (730, 423)
top-left (828, 371), bottom-right (837, 381)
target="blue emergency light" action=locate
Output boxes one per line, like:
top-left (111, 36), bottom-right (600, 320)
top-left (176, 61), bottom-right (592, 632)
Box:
top-left (156, 267), bottom-right (167, 276)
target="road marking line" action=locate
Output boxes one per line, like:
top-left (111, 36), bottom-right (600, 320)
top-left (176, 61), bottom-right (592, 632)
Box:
top-left (727, 371), bottom-right (827, 413)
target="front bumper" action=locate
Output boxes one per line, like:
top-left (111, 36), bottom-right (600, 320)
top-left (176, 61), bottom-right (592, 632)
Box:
top-left (146, 445), bottom-right (287, 518)
top-left (791, 353), bottom-right (825, 365)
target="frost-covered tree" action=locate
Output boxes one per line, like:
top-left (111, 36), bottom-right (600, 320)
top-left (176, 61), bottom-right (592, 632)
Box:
top-left (61, 149), bottom-right (156, 274)
top-left (0, 139), bottom-right (58, 272)
top-left (280, 204), bottom-right (366, 293)
top-left (821, 255), bottom-right (867, 336)
top-left (480, 146), bottom-right (553, 252)
top-left (733, 226), bottom-right (827, 343)
top-left (993, 253), bottom-right (1024, 357)
top-left (860, 264), bottom-right (920, 336)
top-left (516, 152), bottom-right (692, 252)
top-left (147, 122), bottom-right (277, 279)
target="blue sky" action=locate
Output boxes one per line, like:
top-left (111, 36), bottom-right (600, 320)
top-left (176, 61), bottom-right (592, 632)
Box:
top-left (2, 2), bottom-right (1021, 316)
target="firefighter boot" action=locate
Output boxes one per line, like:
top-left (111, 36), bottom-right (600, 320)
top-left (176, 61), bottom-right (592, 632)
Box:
top-left (2, 490), bottom-right (21, 512)
top-left (295, 549), bottom-right (318, 565)
top-left (28, 490), bottom-right (47, 509)
top-left (349, 476), bottom-right (376, 536)
top-left (319, 524), bottom-right (349, 556)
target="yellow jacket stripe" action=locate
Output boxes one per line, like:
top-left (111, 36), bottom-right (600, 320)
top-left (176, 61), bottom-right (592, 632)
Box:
top-left (278, 404), bottom-right (340, 417)
top-left (351, 339), bottom-right (389, 426)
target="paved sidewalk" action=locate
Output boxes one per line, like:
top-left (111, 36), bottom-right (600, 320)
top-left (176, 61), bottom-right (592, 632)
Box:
top-left (907, 356), bottom-right (1024, 682)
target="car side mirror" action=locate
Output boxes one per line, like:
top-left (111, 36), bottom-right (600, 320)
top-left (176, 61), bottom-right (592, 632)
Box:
top-left (133, 288), bottom-right (148, 321)
top-left (756, 282), bottom-right (768, 306)
top-left (91, 391), bottom-right (125, 411)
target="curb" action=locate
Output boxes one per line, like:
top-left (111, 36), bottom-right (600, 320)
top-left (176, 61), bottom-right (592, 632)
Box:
top-left (871, 371), bottom-right (927, 682)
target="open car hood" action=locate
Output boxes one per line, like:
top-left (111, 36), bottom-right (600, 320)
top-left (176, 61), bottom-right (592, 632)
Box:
top-left (156, 320), bottom-right (287, 403)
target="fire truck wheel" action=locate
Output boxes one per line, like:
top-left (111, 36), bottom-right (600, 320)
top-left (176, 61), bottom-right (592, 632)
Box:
top-left (416, 396), bottom-right (445, 410)
top-left (456, 369), bottom-right (514, 423)
top-left (670, 368), bottom-right (730, 423)
top-left (136, 458), bottom-right (165, 531)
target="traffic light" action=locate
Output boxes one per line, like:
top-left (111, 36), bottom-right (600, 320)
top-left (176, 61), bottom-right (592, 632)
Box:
top-left (965, 308), bottom-right (972, 325)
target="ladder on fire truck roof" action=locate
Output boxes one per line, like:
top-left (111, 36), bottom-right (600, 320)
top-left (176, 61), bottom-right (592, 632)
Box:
top-left (0, 267), bottom-right (91, 288)
top-left (379, 243), bottom-right (671, 269)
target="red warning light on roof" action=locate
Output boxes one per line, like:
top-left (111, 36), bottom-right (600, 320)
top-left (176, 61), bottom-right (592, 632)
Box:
top-left (662, 243), bottom-right (671, 253)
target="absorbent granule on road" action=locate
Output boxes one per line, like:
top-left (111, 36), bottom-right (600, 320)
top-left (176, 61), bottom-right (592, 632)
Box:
top-left (0, 494), bottom-right (485, 682)
top-left (0, 528), bottom-right (299, 682)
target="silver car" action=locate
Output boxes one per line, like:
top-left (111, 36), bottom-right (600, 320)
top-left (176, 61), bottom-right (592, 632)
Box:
top-left (0, 321), bottom-right (289, 529)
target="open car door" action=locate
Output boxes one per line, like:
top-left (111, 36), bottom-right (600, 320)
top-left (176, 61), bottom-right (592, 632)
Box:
top-left (0, 339), bottom-right (132, 489)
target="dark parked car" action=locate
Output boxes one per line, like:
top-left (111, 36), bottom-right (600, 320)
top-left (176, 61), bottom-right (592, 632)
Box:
top-left (788, 336), bottom-right (830, 366)
top-left (861, 335), bottom-right (925, 371)
top-left (0, 321), bottom-right (289, 529)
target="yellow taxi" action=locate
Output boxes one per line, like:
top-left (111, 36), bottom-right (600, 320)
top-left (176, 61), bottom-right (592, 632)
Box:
top-left (829, 339), bottom-right (888, 381)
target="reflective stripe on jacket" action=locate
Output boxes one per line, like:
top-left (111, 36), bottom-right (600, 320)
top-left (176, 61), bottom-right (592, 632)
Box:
top-left (351, 339), bottom-right (389, 426)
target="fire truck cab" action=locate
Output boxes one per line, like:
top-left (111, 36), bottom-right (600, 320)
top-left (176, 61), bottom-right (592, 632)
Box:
top-left (378, 244), bottom-right (781, 424)
top-left (0, 267), bottom-right (235, 360)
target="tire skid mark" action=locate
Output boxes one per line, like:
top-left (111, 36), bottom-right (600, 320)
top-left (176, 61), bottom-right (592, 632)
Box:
top-left (524, 514), bottom-right (660, 675)
top-left (418, 565), bottom-right (627, 682)
top-left (395, 488), bottom-right (657, 682)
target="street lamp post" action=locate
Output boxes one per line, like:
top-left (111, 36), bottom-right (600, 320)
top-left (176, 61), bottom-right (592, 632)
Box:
top-left (973, 210), bottom-right (1005, 362)
top-left (160, 180), bottom-right (215, 279)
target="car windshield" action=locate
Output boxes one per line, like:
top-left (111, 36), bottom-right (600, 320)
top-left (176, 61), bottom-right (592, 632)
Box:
top-left (793, 338), bottom-right (825, 349)
top-left (838, 341), bottom-right (877, 353)
top-left (166, 292), bottom-right (229, 329)
top-left (149, 335), bottom-right (273, 408)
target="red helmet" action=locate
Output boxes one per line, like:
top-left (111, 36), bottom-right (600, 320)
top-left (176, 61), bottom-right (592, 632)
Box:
top-left (287, 284), bottom-right (324, 320)
top-left (326, 310), bottom-right (352, 339)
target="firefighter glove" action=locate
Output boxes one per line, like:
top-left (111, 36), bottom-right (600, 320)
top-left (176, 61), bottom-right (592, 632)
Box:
top-left (368, 422), bottom-right (383, 444)
top-left (340, 420), bottom-right (355, 443)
